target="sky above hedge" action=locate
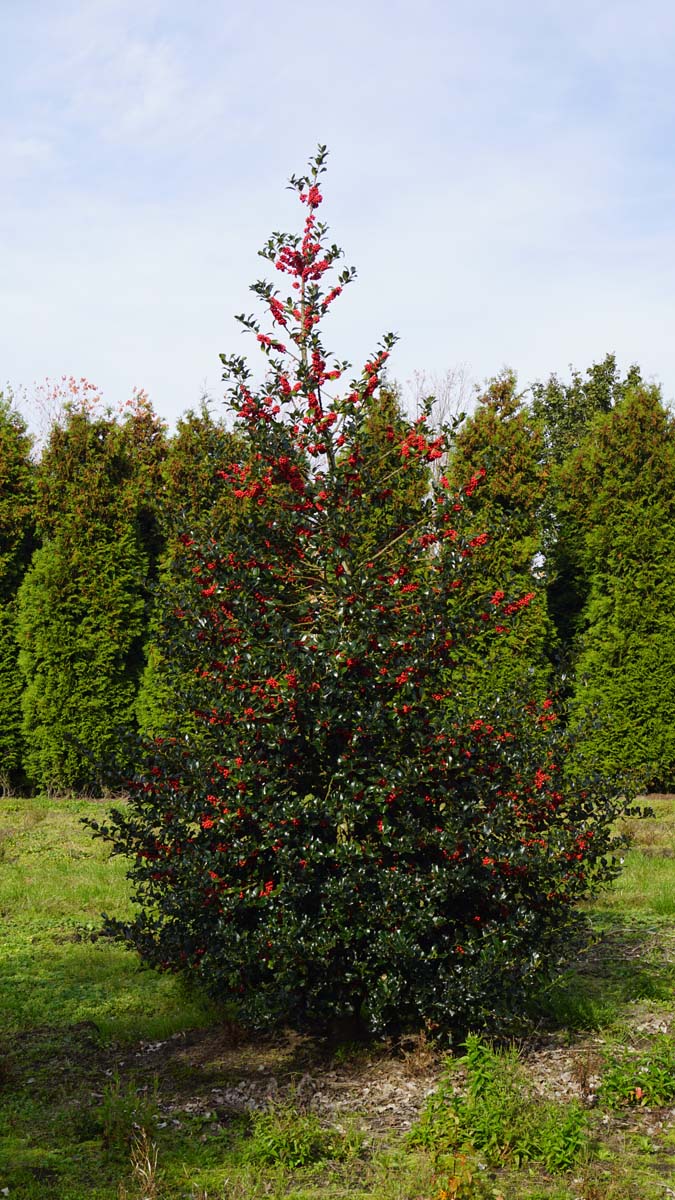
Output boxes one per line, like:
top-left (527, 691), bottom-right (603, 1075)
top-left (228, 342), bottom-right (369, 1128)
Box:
top-left (3, 0), bottom-right (675, 431)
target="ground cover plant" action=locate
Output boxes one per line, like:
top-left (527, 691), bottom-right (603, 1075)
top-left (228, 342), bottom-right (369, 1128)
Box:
top-left (409, 1034), bottom-right (589, 1174)
top-left (2, 793), bottom-right (675, 1198)
top-left (89, 148), bottom-right (634, 1039)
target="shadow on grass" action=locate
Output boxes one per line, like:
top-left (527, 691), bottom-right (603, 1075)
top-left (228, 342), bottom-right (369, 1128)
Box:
top-left (527, 912), bottom-right (675, 1033)
top-left (0, 932), bottom-right (220, 1044)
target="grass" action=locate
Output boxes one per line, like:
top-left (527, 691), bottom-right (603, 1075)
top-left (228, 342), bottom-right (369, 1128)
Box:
top-left (1, 793), bottom-right (674, 1198)
top-left (409, 1035), bottom-right (589, 1174)
top-left (603, 794), bottom-right (675, 918)
top-left (0, 795), bottom-right (216, 1041)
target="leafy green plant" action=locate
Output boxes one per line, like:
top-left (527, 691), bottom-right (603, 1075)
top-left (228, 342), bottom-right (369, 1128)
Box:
top-left (407, 1068), bottom-right (462, 1161)
top-left (410, 1035), bottom-right (588, 1173)
top-left (96, 1072), bottom-right (160, 1154)
top-left (246, 1102), bottom-right (357, 1168)
top-left (4, 792), bottom-right (675, 1200)
top-left (431, 1153), bottom-right (497, 1199)
top-left (600, 1035), bottom-right (675, 1107)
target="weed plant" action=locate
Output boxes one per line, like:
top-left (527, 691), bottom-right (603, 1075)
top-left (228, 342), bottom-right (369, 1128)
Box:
top-left (245, 1103), bottom-right (364, 1168)
top-left (599, 1034), bottom-right (675, 1107)
top-left (410, 1035), bottom-right (588, 1173)
top-left (117, 1129), bottom-right (160, 1200)
top-left (96, 1072), bottom-right (160, 1154)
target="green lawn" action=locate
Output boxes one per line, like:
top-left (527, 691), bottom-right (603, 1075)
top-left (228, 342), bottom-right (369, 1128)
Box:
top-left (0, 796), bottom-right (215, 1040)
top-left (1, 793), bottom-right (674, 1199)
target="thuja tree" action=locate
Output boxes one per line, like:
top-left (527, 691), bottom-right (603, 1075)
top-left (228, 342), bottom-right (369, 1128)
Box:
top-left (343, 384), bottom-right (431, 562)
top-left (530, 353), bottom-right (643, 468)
top-left (0, 392), bottom-right (35, 786)
top-left (531, 354), bottom-right (643, 655)
top-left (119, 389), bottom-right (168, 585)
top-left (17, 398), bottom-right (159, 793)
top-left (137, 403), bottom-right (245, 737)
top-left (444, 371), bottom-right (553, 714)
top-left (91, 150), bottom-right (631, 1035)
top-left (562, 384), bottom-right (675, 789)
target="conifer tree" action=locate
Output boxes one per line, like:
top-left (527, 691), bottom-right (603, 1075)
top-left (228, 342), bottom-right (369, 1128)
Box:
top-left (162, 402), bottom-right (236, 532)
top-left (119, 390), bottom-right (169, 580)
top-left (17, 399), bottom-right (162, 792)
top-left (561, 384), bottom-right (675, 787)
top-left (531, 355), bottom-right (643, 655)
top-left (340, 385), bottom-right (431, 564)
top-left (0, 392), bottom-right (35, 786)
top-left (444, 371), bottom-right (552, 714)
top-left (136, 403), bottom-right (244, 736)
top-left (530, 353), bottom-right (642, 467)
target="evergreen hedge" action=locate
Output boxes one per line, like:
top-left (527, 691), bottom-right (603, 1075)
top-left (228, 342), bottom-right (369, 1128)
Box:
top-left (444, 372), bottom-right (553, 713)
top-left (561, 384), bottom-right (675, 789)
top-left (0, 393), bottom-right (35, 787)
top-left (531, 354), bottom-right (644, 657)
top-left (17, 405), bottom-right (162, 792)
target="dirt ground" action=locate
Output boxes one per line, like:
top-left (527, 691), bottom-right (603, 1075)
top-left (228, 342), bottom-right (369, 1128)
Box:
top-left (75, 921), bottom-right (671, 1150)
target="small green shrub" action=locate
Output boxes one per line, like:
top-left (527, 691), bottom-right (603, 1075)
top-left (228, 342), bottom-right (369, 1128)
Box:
top-left (408, 1068), bottom-right (462, 1161)
top-left (410, 1034), bottom-right (588, 1174)
top-left (246, 1102), bottom-right (360, 1168)
top-left (430, 1153), bottom-right (497, 1199)
top-left (600, 1035), bottom-right (675, 1107)
top-left (96, 1072), bottom-right (160, 1154)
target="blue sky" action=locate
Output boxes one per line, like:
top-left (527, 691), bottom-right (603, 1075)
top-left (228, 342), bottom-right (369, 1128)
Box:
top-left (3, 0), bottom-right (675, 432)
